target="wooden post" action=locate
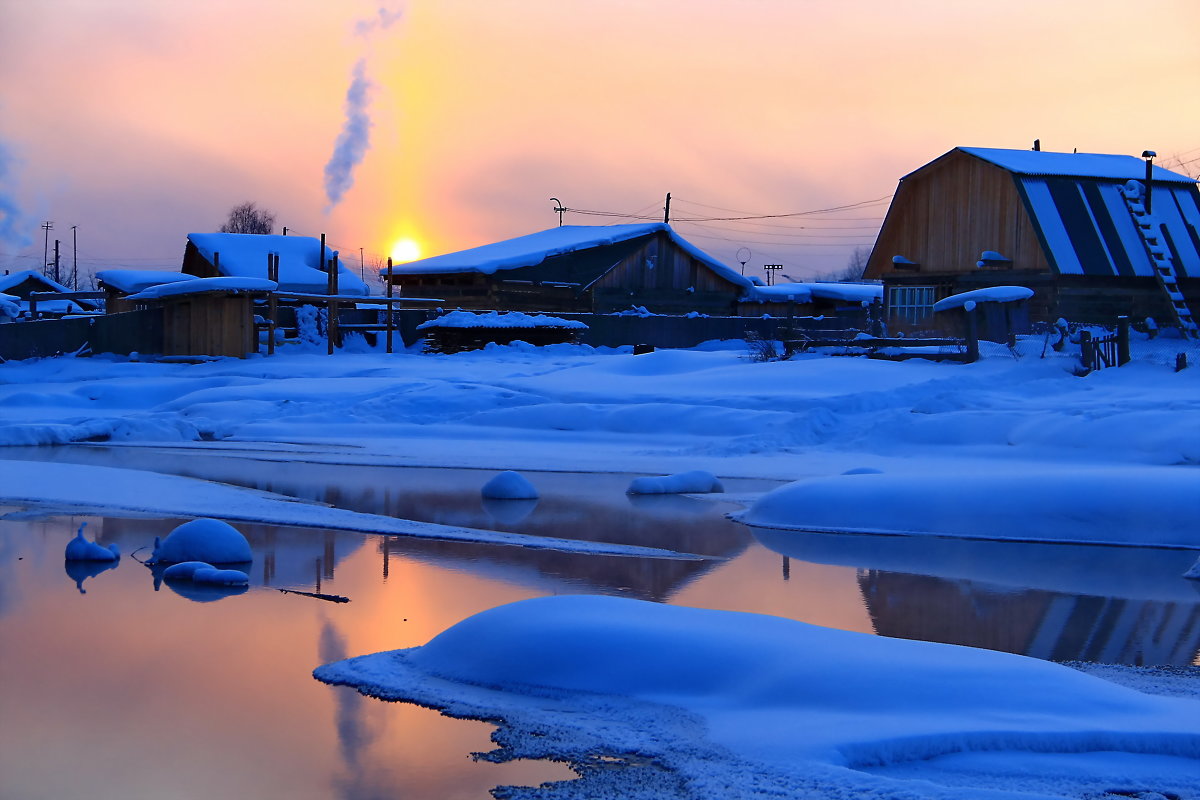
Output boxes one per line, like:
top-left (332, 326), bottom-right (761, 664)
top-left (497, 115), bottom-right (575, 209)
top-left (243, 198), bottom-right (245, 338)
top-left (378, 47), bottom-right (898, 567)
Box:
top-left (1079, 329), bottom-right (1093, 372)
top-left (213, 251), bottom-right (220, 275)
top-left (28, 294), bottom-right (37, 319)
top-left (964, 306), bottom-right (979, 363)
top-left (1116, 316), bottom-right (1130, 366)
top-left (385, 256), bottom-right (394, 354)
top-left (327, 253), bottom-right (340, 355)
top-left (267, 253), bottom-right (279, 356)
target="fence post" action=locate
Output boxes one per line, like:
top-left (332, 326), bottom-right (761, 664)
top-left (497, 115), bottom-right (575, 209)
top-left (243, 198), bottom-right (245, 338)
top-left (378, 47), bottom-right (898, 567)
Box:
top-left (1116, 316), bottom-right (1130, 366)
top-left (964, 307), bottom-right (979, 363)
top-left (1079, 330), bottom-right (1093, 372)
top-left (386, 256), bottom-right (394, 354)
top-left (267, 253), bottom-right (278, 356)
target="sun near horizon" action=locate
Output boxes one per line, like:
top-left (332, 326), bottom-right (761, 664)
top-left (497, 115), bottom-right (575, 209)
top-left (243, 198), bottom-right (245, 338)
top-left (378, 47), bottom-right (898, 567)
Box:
top-left (390, 238), bottom-right (422, 264)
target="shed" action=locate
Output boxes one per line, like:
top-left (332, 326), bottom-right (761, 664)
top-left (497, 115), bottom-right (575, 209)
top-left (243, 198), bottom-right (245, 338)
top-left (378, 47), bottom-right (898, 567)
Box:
top-left (864, 147), bottom-right (1200, 330)
top-left (382, 223), bottom-right (754, 315)
top-left (127, 277), bottom-right (276, 358)
top-left (183, 233), bottom-right (369, 296)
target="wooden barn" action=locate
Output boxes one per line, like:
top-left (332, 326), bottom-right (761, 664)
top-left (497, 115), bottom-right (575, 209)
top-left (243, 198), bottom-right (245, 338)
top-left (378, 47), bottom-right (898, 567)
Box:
top-left (182, 233), bottom-right (369, 296)
top-left (864, 147), bottom-right (1200, 330)
top-left (382, 223), bottom-right (754, 315)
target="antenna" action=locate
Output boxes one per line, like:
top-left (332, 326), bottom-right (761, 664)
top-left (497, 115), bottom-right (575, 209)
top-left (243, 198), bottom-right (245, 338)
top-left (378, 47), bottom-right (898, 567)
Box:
top-left (736, 247), bottom-right (751, 276)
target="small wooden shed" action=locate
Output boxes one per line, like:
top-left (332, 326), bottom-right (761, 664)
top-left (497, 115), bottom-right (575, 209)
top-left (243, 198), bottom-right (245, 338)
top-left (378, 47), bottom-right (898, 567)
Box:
top-left (127, 277), bottom-right (276, 358)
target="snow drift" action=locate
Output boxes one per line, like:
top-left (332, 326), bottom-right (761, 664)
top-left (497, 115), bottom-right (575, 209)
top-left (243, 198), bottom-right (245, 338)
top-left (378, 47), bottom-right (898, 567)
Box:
top-left (738, 466), bottom-right (1200, 548)
top-left (318, 595), bottom-right (1200, 798)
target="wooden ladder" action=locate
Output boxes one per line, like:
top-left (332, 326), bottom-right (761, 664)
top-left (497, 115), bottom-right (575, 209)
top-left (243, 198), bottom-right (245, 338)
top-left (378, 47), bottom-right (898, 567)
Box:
top-left (1122, 180), bottom-right (1199, 337)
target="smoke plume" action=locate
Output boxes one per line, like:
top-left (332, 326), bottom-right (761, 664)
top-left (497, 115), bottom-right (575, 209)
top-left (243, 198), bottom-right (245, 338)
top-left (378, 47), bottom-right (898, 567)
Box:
top-left (322, 7), bottom-right (403, 212)
top-left (0, 141), bottom-right (30, 250)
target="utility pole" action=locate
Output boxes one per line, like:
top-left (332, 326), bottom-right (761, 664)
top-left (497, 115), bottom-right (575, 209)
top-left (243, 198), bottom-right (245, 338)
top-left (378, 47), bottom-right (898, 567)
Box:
top-left (359, 246), bottom-right (365, 280)
top-left (53, 239), bottom-right (61, 285)
top-left (41, 221), bottom-right (53, 278)
top-left (663, 192), bottom-right (671, 224)
top-left (71, 226), bottom-right (78, 290)
top-left (283, 227), bottom-right (288, 236)
top-left (551, 198), bottom-right (565, 226)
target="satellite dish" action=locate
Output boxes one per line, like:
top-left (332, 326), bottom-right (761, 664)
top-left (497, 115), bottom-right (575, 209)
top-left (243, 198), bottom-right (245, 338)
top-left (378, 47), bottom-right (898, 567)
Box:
top-left (736, 247), bottom-right (751, 275)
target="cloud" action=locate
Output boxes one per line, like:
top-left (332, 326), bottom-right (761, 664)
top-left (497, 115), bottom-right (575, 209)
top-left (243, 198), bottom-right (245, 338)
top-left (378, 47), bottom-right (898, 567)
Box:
top-left (354, 6), bottom-right (403, 37)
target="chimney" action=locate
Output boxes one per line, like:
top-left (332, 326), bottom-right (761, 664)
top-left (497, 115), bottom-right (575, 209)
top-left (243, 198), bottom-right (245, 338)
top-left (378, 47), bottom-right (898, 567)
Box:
top-left (1032, 139), bottom-right (1041, 151)
top-left (1142, 151), bottom-right (1157, 214)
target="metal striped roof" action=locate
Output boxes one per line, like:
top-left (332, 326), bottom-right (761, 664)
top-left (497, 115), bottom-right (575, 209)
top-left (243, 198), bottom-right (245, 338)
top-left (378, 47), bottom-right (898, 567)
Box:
top-left (960, 147), bottom-right (1196, 184)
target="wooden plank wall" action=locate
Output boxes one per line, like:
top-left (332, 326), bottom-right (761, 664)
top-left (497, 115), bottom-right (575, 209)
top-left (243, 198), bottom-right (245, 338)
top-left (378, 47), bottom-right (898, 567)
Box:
top-left (162, 294), bottom-right (253, 357)
top-left (865, 150), bottom-right (1053, 278)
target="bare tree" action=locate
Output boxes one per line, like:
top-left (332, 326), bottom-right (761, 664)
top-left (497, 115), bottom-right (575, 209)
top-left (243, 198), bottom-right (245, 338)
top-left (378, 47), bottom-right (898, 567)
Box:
top-left (1162, 151), bottom-right (1199, 181)
top-left (812, 245), bottom-right (872, 282)
top-left (219, 202), bottom-right (276, 235)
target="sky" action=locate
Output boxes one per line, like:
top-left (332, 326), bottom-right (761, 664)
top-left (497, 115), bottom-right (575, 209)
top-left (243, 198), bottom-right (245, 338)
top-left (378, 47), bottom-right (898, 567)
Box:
top-left (1, 0), bottom-right (1198, 284)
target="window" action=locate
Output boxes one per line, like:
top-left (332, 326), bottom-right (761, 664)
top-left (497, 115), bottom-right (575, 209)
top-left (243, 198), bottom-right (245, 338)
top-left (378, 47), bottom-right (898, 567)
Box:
top-left (888, 285), bottom-right (936, 324)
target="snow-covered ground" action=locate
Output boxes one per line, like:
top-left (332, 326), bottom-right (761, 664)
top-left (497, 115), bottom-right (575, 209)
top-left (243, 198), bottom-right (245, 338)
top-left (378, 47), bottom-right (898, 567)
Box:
top-left (3, 333), bottom-right (1199, 798)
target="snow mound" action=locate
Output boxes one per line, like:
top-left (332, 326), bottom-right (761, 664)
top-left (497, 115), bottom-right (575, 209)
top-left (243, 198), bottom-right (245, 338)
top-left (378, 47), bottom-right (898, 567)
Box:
top-left (841, 467), bottom-right (883, 475)
top-left (627, 469), bottom-right (724, 495)
top-left (317, 596), bottom-right (1200, 798)
top-left (738, 466), bottom-right (1200, 548)
top-left (149, 519), bottom-right (252, 565)
top-left (1184, 558), bottom-right (1200, 580)
top-left (162, 560), bottom-right (248, 587)
top-left (162, 561), bottom-right (216, 580)
top-left (64, 525), bottom-right (119, 562)
top-left (481, 470), bottom-right (539, 500)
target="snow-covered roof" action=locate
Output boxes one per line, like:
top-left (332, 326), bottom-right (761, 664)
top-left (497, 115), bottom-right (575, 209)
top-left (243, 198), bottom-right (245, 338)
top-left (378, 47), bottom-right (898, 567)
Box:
top-left (127, 277), bottom-right (277, 301)
top-left (96, 270), bottom-right (194, 294)
top-left (740, 283), bottom-right (813, 303)
top-left (933, 286), bottom-right (1034, 313)
top-left (958, 147), bottom-right (1196, 183)
top-left (0, 269), bottom-right (74, 295)
top-left (742, 282), bottom-right (882, 305)
top-left (417, 310), bottom-right (588, 330)
top-left (386, 223), bottom-right (753, 289)
top-left (187, 233), bottom-right (369, 296)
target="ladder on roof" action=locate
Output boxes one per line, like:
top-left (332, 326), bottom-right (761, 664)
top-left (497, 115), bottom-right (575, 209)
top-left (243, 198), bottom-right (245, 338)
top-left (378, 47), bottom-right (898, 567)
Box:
top-left (1121, 180), bottom-right (1199, 337)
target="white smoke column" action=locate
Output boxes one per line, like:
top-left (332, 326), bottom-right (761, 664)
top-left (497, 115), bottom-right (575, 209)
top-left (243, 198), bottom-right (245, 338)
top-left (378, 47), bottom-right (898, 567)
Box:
top-left (0, 141), bottom-right (30, 250)
top-left (322, 7), bottom-right (403, 212)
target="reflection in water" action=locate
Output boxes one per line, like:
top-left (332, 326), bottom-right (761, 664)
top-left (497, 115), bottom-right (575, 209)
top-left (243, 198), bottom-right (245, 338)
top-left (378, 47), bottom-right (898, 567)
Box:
top-left (481, 497), bottom-right (538, 526)
top-left (9, 445), bottom-right (1200, 799)
top-left (63, 557), bottom-right (119, 594)
top-left (754, 527), bottom-right (1200, 666)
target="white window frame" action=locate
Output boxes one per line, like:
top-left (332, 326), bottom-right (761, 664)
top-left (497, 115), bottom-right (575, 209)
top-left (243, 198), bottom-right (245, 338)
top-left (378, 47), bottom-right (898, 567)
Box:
top-left (888, 285), bottom-right (937, 324)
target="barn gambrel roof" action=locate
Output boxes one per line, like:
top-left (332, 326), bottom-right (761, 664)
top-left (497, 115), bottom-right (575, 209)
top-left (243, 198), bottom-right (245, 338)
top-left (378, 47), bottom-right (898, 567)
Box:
top-left (954, 148), bottom-right (1200, 279)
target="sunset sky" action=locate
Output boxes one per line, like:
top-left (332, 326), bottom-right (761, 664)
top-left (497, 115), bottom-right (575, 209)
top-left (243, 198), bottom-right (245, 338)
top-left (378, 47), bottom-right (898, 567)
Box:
top-left (2, 0), bottom-right (1197, 283)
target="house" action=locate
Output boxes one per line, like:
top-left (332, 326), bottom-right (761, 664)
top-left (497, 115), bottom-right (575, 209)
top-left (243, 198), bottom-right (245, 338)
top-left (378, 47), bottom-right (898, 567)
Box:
top-left (381, 223), bottom-right (755, 315)
top-left (864, 147), bottom-right (1200, 330)
top-left (182, 233), bottom-right (369, 296)
top-left (96, 270), bottom-right (195, 314)
top-left (0, 270), bottom-right (100, 316)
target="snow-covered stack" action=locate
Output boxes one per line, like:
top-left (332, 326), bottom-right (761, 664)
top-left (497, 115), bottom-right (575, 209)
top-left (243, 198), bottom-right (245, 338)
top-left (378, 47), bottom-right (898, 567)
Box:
top-left (162, 560), bottom-right (250, 586)
top-left (627, 470), bottom-right (724, 495)
top-left (149, 519), bottom-right (253, 565)
top-left (64, 524), bottom-right (119, 562)
top-left (481, 470), bottom-right (539, 500)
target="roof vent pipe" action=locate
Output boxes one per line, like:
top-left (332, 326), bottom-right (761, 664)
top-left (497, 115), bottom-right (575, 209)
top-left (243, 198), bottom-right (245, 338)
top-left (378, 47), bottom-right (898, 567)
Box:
top-left (1142, 151), bottom-right (1156, 215)
top-left (1032, 139), bottom-right (1040, 151)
